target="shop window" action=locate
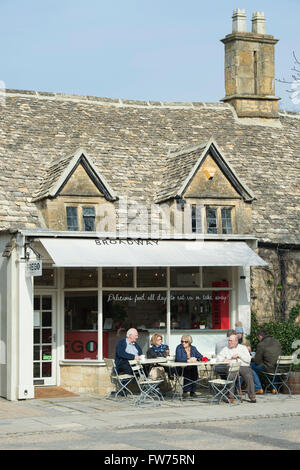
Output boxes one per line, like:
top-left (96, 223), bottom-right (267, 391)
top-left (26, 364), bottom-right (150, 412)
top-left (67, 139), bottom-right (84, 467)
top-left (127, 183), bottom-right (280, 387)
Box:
top-left (202, 267), bottom-right (231, 288)
top-left (64, 291), bottom-right (98, 359)
top-left (170, 267), bottom-right (200, 287)
top-left (170, 290), bottom-right (230, 330)
top-left (66, 205), bottom-right (96, 231)
top-left (103, 290), bottom-right (167, 331)
top-left (102, 268), bottom-right (133, 287)
top-left (64, 268), bottom-right (98, 288)
top-left (137, 268), bottom-right (167, 287)
top-left (34, 268), bottom-right (55, 286)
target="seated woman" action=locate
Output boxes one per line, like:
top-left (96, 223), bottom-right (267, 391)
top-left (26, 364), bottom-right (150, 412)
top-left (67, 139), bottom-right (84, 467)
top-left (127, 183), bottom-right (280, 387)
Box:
top-left (146, 333), bottom-right (170, 381)
top-left (175, 334), bottom-right (203, 398)
top-left (146, 333), bottom-right (169, 359)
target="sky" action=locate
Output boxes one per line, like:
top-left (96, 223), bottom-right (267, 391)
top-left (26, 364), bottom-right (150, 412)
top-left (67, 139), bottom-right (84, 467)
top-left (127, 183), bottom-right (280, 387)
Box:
top-left (1, 0), bottom-right (299, 111)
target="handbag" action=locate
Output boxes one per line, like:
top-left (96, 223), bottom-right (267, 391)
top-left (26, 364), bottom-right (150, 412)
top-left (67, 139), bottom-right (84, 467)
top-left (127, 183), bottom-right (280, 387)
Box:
top-left (149, 366), bottom-right (166, 381)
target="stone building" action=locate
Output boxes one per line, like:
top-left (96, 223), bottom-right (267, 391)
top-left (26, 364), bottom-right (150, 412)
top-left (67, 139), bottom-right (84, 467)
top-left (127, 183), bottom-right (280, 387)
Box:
top-left (0, 9), bottom-right (299, 399)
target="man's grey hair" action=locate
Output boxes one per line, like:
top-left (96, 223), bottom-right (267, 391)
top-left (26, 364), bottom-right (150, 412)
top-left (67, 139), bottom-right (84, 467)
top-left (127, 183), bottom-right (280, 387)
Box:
top-left (126, 328), bottom-right (137, 338)
top-left (226, 329), bottom-right (236, 337)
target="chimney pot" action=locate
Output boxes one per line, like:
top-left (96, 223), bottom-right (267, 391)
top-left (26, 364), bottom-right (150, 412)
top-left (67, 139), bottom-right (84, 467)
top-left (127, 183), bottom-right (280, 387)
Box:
top-left (252, 11), bottom-right (266, 34)
top-left (232, 8), bottom-right (247, 33)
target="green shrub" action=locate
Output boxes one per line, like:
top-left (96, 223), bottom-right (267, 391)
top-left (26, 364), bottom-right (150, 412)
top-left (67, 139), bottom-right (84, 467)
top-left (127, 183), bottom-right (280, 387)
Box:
top-left (247, 306), bottom-right (300, 370)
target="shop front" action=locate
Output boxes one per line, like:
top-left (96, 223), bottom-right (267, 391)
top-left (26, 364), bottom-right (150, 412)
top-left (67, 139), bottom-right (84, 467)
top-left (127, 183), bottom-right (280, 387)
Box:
top-left (29, 235), bottom-right (266, 395)
top-left (0, 232), bottom-right (267, 399)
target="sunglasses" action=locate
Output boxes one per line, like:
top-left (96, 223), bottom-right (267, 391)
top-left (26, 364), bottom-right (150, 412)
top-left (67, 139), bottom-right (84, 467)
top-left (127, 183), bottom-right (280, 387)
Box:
top-left (181, 340), bottom-right (189, 343)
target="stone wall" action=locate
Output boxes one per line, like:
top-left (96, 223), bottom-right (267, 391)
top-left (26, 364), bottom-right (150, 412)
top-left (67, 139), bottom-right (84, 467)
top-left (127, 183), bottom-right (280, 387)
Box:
top-left (251, 247), bottom-right (300, 323)
top-left (60, 364), bottom-right (112, 395)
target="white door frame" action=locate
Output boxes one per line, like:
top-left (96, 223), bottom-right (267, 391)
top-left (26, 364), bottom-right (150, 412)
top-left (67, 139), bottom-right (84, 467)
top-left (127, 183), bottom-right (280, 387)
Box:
top-left (33, 291), bottom-right (57, 386)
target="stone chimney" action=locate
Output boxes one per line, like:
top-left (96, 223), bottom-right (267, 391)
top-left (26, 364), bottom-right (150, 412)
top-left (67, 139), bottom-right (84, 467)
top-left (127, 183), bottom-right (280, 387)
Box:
top-left (221, 9), bottom-right (280, 118)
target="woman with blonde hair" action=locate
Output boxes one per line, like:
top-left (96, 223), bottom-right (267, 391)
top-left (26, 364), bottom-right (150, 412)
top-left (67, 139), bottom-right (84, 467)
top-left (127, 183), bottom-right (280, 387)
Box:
top-left (175, 335), bottom-right (204, 398)
top-left (146, 333), bottom-right (169, 358)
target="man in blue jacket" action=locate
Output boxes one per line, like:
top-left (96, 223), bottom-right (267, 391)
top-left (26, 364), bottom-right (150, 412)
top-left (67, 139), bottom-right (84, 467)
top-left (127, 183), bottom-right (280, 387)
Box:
top-left (115, 328), bottom-right (143, 374)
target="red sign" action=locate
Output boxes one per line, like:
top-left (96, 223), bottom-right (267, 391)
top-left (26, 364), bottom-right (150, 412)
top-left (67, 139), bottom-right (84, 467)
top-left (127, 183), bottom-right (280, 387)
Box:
top-left (65, 331), bottom-right (108, 359)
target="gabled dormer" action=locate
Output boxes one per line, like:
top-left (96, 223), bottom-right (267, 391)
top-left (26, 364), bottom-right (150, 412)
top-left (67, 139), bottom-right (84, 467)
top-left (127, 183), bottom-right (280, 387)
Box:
top-left (156, 138), bottom-right (255, 235)
top-left (33, 149), bottom-right (117, 231)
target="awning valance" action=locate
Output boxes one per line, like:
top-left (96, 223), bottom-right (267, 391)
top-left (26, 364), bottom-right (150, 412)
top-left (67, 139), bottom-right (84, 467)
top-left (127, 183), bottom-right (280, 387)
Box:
top-left (38, 238), bottom-right (267, 267)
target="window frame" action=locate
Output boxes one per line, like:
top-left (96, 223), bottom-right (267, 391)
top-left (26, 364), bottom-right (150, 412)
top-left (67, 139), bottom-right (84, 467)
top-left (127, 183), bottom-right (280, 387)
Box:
top-left (191, 205), bottom-right (234, 234)
top-left (65, 204), bottom-right (96, 232)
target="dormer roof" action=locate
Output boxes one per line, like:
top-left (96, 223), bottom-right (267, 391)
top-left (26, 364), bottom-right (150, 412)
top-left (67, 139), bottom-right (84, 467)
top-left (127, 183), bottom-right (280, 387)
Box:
top-left (155, 138), bottom-right (255, 203)
top-left (33, 148), bottom-right (117, 202)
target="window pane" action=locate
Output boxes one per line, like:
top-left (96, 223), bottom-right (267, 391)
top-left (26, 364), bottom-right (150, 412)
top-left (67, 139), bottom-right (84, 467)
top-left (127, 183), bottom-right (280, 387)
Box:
top-left (65, 292), bottom-right (98, 360)
top-left (137, 268), bottom-right (167, 287)
top-left (66, 206), bottom-right (79, 231)
top-left (65, 268), bottom-right (98, 288)
top-left (34, 268), bottom-right (55, 286)
top-left (203, 267), bottom-right (231, 288)
top-left (83, 206), bottom-right (95, 232)
top-left (65, 292), bottom-right (98, 331)
top-left (221, 208), bottom-right (233, 234)
top-left (103, 290), bottom-right (167, 330)
top-left (170, 290), bottom-right (230, 330)
top-left (191, 205), bottom-right (202, 233)
top-left (103, 268), bottom-right (134, 287)
top-left (206, 208), bottom-right (217, 234)
top-left (42, 311), bottom-right (52, 327)
top-left (170, 267), bottom-right (200, 287)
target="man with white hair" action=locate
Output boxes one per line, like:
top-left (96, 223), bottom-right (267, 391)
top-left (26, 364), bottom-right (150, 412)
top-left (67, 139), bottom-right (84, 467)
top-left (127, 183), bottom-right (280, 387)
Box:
top-left (216, 334), bottom-right (256, 403)
top-left (115, 328), bottom-right (143, 375)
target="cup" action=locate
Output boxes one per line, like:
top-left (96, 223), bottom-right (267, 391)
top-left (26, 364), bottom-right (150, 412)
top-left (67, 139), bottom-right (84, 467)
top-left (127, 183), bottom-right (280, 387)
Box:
top-left (210, 358), bottom-right (216, 365)
top-left (140, 355), bottom-right (146, 361)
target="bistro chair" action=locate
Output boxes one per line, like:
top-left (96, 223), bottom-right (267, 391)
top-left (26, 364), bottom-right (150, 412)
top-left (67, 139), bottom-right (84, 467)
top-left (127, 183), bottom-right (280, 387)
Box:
top-left (208, 362), bottom-right (241, 405)
top-left (104, 358), bottom-right (135, 399)
top-left (129, 360), bottom-right (164, 406)
top-left (261, 355), bottom-right (293, 395)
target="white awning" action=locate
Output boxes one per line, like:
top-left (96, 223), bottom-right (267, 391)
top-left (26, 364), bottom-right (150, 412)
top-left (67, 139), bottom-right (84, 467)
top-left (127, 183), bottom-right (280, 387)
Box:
top-left (38, 238), bottom-right (267, 267)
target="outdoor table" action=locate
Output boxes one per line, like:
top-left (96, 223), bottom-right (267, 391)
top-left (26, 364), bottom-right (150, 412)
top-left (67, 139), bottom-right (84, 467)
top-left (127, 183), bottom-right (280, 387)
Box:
top-left (163, 361), bottom-right (226, 399)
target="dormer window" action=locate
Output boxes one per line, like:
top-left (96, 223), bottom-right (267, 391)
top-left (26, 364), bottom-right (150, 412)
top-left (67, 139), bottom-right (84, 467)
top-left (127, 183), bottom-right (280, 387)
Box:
top-left (66, 205), bottom-right (96, 231)
top-left (191, 205), bottom-right (233, 234)
top-left (66, 206), bottom-right (79, 231)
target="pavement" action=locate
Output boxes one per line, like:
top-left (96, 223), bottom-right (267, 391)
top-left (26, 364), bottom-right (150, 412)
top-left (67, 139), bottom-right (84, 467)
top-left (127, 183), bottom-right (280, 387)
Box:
top-left (0, 391), bottom-right (300, 438)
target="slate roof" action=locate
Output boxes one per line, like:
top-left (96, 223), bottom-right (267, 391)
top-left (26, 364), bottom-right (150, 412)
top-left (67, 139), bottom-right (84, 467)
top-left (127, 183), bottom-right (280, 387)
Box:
top-left (155, 139), bottom-right (255, 203)
top-left (0, 89), bottom-right (299, 244)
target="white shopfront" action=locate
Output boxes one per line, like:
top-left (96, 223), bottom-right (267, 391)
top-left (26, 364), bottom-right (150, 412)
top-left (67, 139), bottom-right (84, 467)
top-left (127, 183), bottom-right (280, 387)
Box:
top-left (0, 230), bottom-right (267, 400)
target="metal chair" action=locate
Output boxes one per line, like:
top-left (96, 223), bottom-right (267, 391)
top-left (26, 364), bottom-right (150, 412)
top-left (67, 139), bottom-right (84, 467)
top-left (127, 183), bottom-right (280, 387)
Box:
top-left (208, 362), bottom-right (242, 405)
top-left (104, 358), bottom-right (135, 399)
top-left (261, 355), bottom-right (293, 395)
top-left (129, 360), bottom-right (164, 406)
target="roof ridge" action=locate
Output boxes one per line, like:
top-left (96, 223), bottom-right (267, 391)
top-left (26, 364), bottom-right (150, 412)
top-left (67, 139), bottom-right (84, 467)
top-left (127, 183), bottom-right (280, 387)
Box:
top-left (5, 88), bottom-right (231, 110)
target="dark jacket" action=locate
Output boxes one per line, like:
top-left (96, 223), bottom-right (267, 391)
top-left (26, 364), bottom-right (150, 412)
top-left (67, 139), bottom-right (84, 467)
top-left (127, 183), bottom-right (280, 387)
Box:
top-left (253, 335), bottom-right (281, 372)
top-left (146, 344), bottom-right (169, 359)
top-left (175, 344), bottom-right (203, 362)
top-left (115, 338), bottom-right (142, 370)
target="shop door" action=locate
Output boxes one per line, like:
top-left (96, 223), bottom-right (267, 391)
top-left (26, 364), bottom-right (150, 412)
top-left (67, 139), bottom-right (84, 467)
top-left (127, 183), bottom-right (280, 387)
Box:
top-left (33, 293), bottom-right (57, 386)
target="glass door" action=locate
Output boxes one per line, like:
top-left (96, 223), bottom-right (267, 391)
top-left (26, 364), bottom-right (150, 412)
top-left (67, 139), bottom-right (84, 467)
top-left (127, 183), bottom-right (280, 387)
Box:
top-left (33, 293), bottom-right (57, 386)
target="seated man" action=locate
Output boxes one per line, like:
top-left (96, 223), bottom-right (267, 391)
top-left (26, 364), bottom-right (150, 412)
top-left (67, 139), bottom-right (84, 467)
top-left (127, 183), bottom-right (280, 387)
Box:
top-left (216, 334), bottom-right (256, 403)
top-left (215, 329), bottom-right (236, 356)
top-left (251, 329), bottom-right (282, 394)
top-left (115, 328), bottom-right (142, 375)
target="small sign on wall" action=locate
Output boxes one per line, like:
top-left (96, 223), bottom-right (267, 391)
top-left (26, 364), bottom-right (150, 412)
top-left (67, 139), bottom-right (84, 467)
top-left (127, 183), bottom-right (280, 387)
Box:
top-left (26, 260), bottom-right (42, 277)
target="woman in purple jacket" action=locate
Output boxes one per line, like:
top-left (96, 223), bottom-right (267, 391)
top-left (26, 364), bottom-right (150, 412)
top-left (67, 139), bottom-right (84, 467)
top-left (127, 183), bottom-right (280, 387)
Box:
top-left (175, 334), bottom-right (203, 398)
